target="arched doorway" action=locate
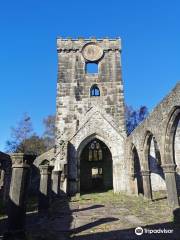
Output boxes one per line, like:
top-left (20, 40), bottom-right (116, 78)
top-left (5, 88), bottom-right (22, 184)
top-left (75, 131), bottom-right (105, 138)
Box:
top-left (144, 133), bottom-right (166, 200)
top-left (80, 138), bottom-right (113, 193)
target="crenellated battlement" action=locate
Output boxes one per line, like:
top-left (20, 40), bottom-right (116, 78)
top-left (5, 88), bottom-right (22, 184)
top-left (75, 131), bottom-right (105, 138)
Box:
top-left (57, 37), bottom-right (121, 52)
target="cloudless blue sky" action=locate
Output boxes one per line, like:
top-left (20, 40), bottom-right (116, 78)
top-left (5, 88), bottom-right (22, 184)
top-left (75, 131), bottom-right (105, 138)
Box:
top-left (0, 0), bottom-right (180, 151)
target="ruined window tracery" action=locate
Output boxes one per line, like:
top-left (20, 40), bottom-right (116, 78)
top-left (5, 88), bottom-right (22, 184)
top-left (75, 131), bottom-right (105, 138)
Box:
top-left (88, 140), bottom-right (102, 161)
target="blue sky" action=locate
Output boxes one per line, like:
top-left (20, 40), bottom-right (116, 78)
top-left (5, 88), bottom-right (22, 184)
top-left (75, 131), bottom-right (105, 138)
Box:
top-left (0, 0), bottom-right (180, 151)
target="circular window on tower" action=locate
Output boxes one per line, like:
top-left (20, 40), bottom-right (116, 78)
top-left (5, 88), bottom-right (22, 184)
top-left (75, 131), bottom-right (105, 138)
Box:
top-left (82, 43), bottom-right (103, 62)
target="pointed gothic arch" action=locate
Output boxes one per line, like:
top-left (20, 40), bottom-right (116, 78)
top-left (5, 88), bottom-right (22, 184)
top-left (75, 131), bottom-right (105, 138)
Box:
top-left (79, 137), bottom-right (113, 193)
top-left (90, 84), bottom-right (100, 97)
top-left (164, 106), bottom-right (180, 165)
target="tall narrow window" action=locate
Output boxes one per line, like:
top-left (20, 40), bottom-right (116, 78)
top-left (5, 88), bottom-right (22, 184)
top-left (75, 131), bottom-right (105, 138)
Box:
top-left (90, 85), bottom-right (100, 97)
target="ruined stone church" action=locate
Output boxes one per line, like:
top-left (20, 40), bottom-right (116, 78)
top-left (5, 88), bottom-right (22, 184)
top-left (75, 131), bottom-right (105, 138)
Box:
top-left (35, 37), bottom-right (180, 208)
top-left (55, 38), bottom-right (126, 196)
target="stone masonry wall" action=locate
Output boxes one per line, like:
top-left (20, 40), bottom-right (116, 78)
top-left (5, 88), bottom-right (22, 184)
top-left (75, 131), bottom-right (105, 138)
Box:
top-left (55, 38), bottom-right (127, 194)
top-left (149, 139), bottom-right (166, 191)
top-left (126, 82), bottom-right (180, 192)
top-left (55, 38), bottom-right (126, 145)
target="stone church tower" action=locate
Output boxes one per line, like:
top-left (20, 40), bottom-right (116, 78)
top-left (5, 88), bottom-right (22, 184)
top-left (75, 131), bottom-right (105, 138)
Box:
top-left (55, 38), bottom-right (127, 195)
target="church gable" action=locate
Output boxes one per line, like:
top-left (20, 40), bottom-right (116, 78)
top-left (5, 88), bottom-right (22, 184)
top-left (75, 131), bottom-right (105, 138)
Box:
top-left (69, 108), bottom-right (125, 156)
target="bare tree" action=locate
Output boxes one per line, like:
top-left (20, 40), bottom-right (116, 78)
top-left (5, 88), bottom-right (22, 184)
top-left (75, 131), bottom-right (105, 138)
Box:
top-left (6, 113), bottom-right (46, 155)
top-left (125, 105), bottom-right (148, 135)
top-left (42, 115), bottom-right (56, 150)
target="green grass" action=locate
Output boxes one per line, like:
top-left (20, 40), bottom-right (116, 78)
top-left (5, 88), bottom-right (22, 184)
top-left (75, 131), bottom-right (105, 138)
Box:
top-left (71, 190), bottom-right (173, 225)
top-left (27, 191), bottom-right (179, 239)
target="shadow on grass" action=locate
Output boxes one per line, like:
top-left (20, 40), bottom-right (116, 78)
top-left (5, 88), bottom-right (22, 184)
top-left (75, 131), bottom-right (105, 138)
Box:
top-left (71, 221), bottom-right (180, 240)
top-left (152, 196), bottom-right (167, 202)
top-left (72, 204), bottom-right (104, 213)
top-left (0, 193), bottom-right (180, 240)
top-left (73, 217), bottom-right (119, 235)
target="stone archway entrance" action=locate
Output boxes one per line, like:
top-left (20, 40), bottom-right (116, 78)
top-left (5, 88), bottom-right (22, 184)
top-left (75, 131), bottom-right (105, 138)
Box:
top-left (80, 138), bottom-right (113, 193)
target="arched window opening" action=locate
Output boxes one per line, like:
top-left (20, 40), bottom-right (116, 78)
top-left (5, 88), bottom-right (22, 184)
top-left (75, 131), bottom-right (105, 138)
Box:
top-left (86, 62), bottom-right (98, 74)
top-left (90, 85), bottom-right (100, 97)
top-left (144, 132), bottom-right (166, 200)
top-left (88, 140), bottom-right (102, 161)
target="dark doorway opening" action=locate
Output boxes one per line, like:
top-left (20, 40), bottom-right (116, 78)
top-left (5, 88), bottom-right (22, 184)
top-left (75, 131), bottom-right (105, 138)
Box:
top-left (80, 139), bottom-right (113, 193)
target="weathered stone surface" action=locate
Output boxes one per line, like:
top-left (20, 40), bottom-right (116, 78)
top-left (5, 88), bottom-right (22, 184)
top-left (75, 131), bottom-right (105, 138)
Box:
top-left (52, 170), bottom-right (61, 197)
top-left (38, 164), bottom-right (53, 212)
top-left (126, 83), bottom-right (180, 207)
top-left (54, 38), bottom-right (126, 195)
top-left (6, 153), bottom-right (31, 237)
top-left (34, 148), bottom-right (55, 167)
